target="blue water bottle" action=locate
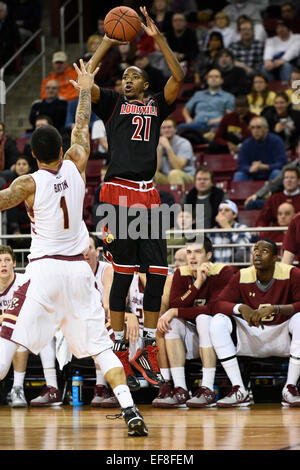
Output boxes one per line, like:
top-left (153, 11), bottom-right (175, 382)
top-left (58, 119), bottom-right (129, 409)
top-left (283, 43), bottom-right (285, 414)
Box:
top-left (72, 371), bottom-right (83, 406)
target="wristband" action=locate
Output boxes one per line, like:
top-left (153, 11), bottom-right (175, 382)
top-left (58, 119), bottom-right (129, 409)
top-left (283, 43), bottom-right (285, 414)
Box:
top-left (274, 305), bottom-right (280, 315)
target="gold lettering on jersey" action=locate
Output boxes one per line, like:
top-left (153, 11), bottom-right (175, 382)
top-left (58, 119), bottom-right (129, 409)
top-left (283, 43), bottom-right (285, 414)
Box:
top-left (258, 303), bottom-right (275, 322)
top-left (54, 180), bottom-right (69, 193)
top-left (181, 290), bottom-right (191, 301)
top-left (120, 104), bottom-right (158, 116)
top-left (249, 292), bottom-right (256, 297)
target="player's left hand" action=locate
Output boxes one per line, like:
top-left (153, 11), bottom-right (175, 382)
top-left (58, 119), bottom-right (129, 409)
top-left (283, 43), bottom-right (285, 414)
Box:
top-left (70, 59), bottom-right (99, 91)
top-left (140, 6), bottom-right (160, 38)
top-left (125, 313), bottom-right (140, 344)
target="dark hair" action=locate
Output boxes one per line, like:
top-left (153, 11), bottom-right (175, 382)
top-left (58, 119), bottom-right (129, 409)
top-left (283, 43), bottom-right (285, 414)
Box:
top-left (283, 166), bottom-right (300, 178)
top-left (31, 125), bottom-right (62, 163)
top-left (195, 166), bottom-right (214, 182)
top-left (89, 233), bottom-right (100, 249)
top-left (185, 235), bottom-right (213, 254)
top-left (235, 95), bottom-right (249, 107)
top-left (35, 115), bottom-right (53, 125)
top-left (250, 73), bottom-right (270, 107)
top-left (275, 90), bottom-right (290, 102)
top-left (259, 238), bottom-right (278, 256)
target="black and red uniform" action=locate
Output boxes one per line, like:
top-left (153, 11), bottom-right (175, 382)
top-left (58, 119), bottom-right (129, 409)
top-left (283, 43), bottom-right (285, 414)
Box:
top-left (93, 88), bottom-right (175, 275)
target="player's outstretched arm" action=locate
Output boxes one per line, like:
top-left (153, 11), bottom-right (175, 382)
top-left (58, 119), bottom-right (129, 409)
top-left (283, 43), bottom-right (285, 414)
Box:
top-left (0, 174), bottom-right (35, 211)
top-left (65, 60), bottom-right (99, 179)
top-left (140, 6), bottom-right (184, 104)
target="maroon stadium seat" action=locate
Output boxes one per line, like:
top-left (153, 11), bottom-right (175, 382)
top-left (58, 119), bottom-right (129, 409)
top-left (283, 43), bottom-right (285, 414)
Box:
top-left (202, 153), bottom-right (238, 182)
top-left (229, 181), bottom-right (267, 207)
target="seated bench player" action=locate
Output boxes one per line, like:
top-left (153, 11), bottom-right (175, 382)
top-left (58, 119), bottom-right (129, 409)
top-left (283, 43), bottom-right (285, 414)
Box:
top-left (210, 238), bottom-right (300, 407)
top-left (154, 236), bottom-right (235, 407)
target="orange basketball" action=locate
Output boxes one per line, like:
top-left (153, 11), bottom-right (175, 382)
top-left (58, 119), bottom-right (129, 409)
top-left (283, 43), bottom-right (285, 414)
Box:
top-left (104, 6), bottom-right (141, 42)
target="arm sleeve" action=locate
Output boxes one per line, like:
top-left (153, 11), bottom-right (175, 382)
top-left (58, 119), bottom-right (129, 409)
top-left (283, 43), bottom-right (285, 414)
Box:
top-left (269, 138), bottom-right (287, 171)
top-left (290, 267), bottom-right (300, 314)
top-left (283, 216), bottom-right (297, 255)
top-left (212, 271), bottom-right (242, 315)
top-left (169, 269), bottom-right (200, 308)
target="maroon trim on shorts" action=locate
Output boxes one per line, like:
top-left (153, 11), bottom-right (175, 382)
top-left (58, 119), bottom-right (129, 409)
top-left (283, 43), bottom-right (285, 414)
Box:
top-left (29, 254), bottom-right (85, 262)
top-left (0, 279), bottom-right (31, 341)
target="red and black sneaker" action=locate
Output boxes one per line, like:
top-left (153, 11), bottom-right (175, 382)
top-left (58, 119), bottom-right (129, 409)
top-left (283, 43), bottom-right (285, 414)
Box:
top-left (115, 347), bottom-right (141, 392)
top-left (130, 340), bottom-right (164, 386)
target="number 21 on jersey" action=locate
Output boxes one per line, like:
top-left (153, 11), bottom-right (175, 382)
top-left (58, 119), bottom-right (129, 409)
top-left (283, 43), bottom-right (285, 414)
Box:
top-left (131, 116), bottom-right (151, 141)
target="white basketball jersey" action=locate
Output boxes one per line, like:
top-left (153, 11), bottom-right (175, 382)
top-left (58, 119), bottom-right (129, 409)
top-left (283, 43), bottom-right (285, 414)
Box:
top-left (28, 160), bottom-right (89, 259)
top-left (94, 261), bottom-right (110, 298)
top-left (0, 273), bottom-right (26, 316)
top-left (128, 273), bottom-right (144, 331)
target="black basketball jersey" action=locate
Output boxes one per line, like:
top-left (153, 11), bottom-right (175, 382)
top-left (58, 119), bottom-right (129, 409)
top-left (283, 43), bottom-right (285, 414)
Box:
top-left (92, 88), bottom-right (175, 181)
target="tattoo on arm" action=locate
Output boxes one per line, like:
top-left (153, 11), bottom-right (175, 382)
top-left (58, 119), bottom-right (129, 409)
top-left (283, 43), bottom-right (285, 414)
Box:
top-left (71, 88), bottom-right (91, 155)
top-left (0, 175), bottom-right (35, 211)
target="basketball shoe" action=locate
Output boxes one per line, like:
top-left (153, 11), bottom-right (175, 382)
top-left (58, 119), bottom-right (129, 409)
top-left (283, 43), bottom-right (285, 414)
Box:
top-left (10, 386), bottom-right (28, 408)
top-left (121, 405), bottom-right (148, 437)
top-left (30, 386), bottom-right (62, 407)
top-left (186, 386), bottom-right (216, 408)
top-left (90, 385), bottom-right (119, 408)
top-left (130, 337), bottom-right (164, 386)
top-left (216, 385), bottom-right (250, 408)
top-left (152, 380), bottom-right (174, 407)
top-left (114, 340), bottom-right (140, 391)
top-left (282, 384), bottom-right (300, 407)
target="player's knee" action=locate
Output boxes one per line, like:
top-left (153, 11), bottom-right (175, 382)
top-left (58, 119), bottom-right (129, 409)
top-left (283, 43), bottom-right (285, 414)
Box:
top-left (109, 272), bottom-right (134, 311)
top-left (0, 362), bottom-right (10, 381)
top-left (165, 317), bottom-right (184, 340)
top-left (143, 273), bottom-right (166, 312)
top-left (196, 314), bottom-right (213, 346)
top-left (210, 314), bottom-right (232, 344)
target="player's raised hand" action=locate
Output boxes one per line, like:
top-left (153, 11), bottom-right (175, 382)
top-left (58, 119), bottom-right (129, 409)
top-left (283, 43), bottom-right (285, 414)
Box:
top-left (140, 6), bottom-right (160, 38)
top-left (70, 59), bottom-right (99, 91)
top-left (102, 33), bottom-right (129, 46)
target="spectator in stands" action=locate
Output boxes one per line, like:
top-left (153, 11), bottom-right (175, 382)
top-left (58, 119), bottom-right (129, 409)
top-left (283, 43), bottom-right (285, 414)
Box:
top-left (173, 246), bottom-right (187, 268)
top-left (94, 16), bottom-right (105, 37)
top-left (247, 73), bottom-right (276, 115)
top-left (83, 34), bottom-right (103, 62)
top-left (234, 13), bottom-right (267, 43)
top-left (206, 95), bottom-right (256, 155)
top-left (151, 0), bottom-right (173, 34)
top-left (193, 32), bottom-right (225, 83)
top-left (208, 199), bottom-right (251, 263)
top-left (285, 68), bottom-right (300, 110)
top-left (0, 121), bottom-right (19, 188)
top-left (255, 167), bottom-right (300, 227)
top-left (245, 137), bottom-right (300, 210)
top-left (214, 48), bottom-right (250, 96)
top-left (178, 68), bottom-right (235, 135)
top-left (134, 50), bottom-right (167, 94)
top-left (259, 201), bottom-right (295, 244)
top-left (10, 0), bottom-right (41, 44)
top-left (261, 19), bottom-right (300, 81)
top-left (165, 12), bottom-right (199, 72)
top-left (261, 91), bottom-right (300, 150)
top-left (91, 119), bottom-right (108, 161)
top-left (167, 208), bottom-right (195, 255)
top-left (155, 118), bottom-right (195, 186)
top-left (233, 115), bottom-right (287, 182)
top-left (181, 166), bottom-right (226, 228)
top-left (229, 18), bottom-right (264, 77)
top-left (205, 11), bottom-right (236, 48)
top-left (223, 0), bottom-right (265, 31)
top-left (148, 36), bottom-right (171, 80)
top-left (0, 1), bottom-right (20, 69)
top-left (40, 51), bottom-right (78, 102)
top-left (280, 2), bottom-right (300, 34)
top-left (29, 79), bottom-right (68, 132)
top-left (5, 155), bottom-right (31, 234)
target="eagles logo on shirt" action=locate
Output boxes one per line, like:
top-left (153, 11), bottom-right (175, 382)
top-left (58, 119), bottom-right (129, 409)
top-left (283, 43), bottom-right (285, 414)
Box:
top-left (6, 298), bottom-right (19, 311)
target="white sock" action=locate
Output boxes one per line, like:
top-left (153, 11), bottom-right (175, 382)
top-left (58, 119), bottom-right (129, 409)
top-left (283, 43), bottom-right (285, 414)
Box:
top-left (43, 367), bottom-right (58, 389)
top-left (286, 357), bottom-right (300, 386)
top-left (221, 357), bottom-right (245, 389)
top-left (13, 371), bottom-right (25, 388)
top-left (160, 368), bottom-right (172, 382)
top-left (201, 367), bottom-right (216, 391)
top-left (114, 330), bottom-right (125, 342)
top-left (143, 327), bottom-right (156, 339)
top-left (113, 384), bottom-right (134, 409)
top-left (170, 366), bottom-right (187, 390)
top-left (96, 369), bottom-right (107, 386)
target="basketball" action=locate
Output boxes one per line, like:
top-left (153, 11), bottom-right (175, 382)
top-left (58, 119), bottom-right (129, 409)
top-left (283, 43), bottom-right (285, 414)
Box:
top-left (104, 6), bottom-right (141, 42)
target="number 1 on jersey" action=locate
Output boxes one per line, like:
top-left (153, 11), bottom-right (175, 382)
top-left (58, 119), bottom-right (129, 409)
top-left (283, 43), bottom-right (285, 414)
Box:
top-left (60, 196), bottom-right (69, 229)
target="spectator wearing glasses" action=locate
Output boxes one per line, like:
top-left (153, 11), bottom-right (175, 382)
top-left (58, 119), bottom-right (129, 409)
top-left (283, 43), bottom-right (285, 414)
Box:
top-left (233, 115), bottom-right (287, 181)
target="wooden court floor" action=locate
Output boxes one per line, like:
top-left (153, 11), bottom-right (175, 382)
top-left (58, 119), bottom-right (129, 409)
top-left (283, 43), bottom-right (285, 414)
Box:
top-left (0, 403), bottom-right (300, 451)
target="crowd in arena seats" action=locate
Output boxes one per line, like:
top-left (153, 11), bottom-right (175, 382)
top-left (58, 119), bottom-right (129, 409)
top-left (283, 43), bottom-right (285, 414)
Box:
top-left (3, 0), bottom-right (300, 255)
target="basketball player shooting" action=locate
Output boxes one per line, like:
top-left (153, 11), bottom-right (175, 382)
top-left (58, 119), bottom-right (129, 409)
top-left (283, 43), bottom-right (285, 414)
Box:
top-left (0, 60), bottom-right (148, 437)
top-left (88, 6), bottom-right (184, 386)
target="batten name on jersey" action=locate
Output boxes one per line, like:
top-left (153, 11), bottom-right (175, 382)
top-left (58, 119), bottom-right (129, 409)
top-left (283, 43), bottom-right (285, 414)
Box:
top-left (120, 103), bottom-right (158, 116)
top-left (54, 180), bottom-right (69, 193)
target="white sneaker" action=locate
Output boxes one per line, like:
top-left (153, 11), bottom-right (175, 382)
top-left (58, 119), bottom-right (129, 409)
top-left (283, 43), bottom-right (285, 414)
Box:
top-left (282, 384), bottom-right (300, 407)
top-left (217, 385), bottom-right (250, 408)
top-left (10, 386), bottom-right (27, 408)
